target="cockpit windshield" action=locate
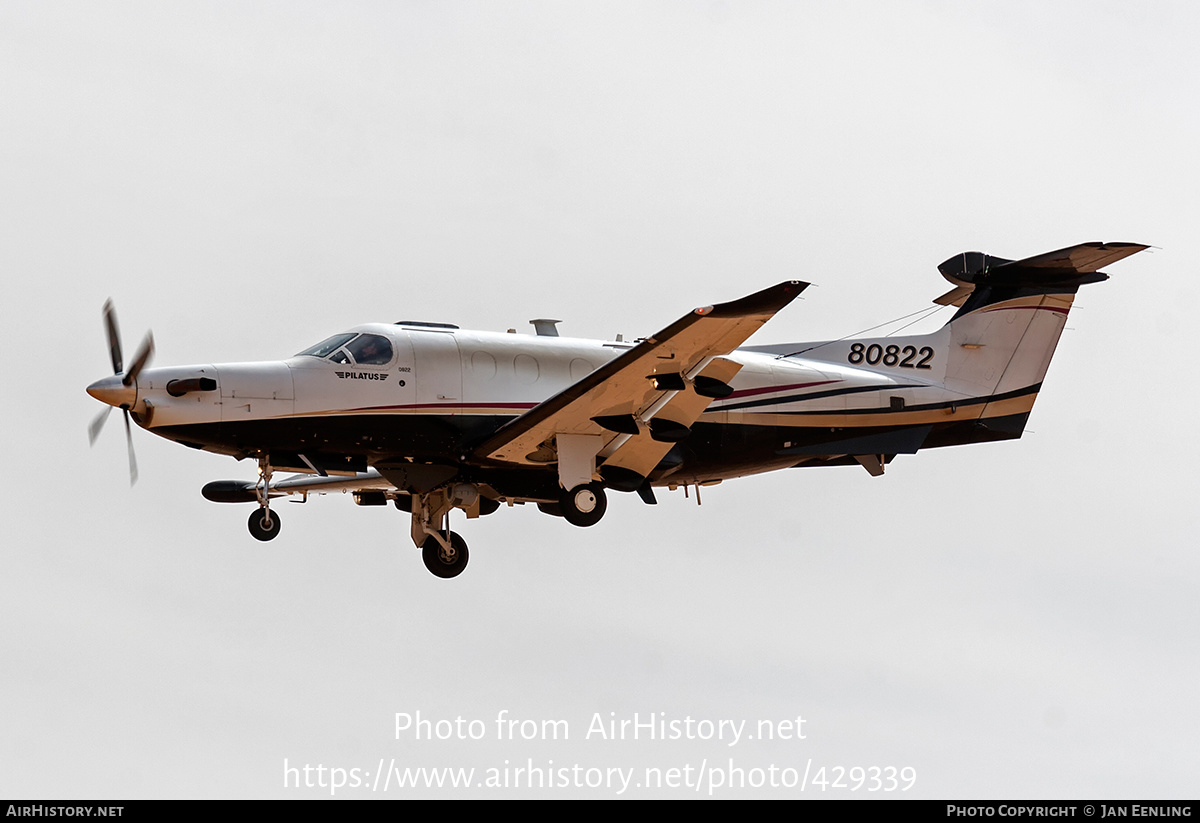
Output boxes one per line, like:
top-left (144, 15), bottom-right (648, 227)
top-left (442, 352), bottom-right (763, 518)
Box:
top-left (297, 334), bottom-right (357, 358)
top-left (296, 333), bottom-right (393, 366)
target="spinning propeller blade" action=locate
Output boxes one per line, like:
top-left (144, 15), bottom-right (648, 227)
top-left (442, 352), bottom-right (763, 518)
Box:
top-left (124, 408), bottom-right (138, 486)
top-left (88, 406), bottom-right (112, 445)
top-left (103, 298), bottom-right (123, 374)
top-left (89, 300), bottom-right (153, 486)
top-left (123, 332), bottom-right (154, 387)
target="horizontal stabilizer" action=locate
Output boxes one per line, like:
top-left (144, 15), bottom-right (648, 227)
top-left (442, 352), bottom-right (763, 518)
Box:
top-left (1007, 242), bottom-right (1149, 273)
top-left (935, 242), bottom-right (1148, 306)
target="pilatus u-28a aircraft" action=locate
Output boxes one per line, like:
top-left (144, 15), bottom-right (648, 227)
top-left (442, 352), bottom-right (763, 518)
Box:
top-left (87, 242), bottom-right (1146, 578)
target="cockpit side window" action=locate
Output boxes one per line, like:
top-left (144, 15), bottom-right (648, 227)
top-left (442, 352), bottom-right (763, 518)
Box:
top-left (345, 334), bottom-right (393, 365)
top-left (297, 333), bottom-right (357, 358)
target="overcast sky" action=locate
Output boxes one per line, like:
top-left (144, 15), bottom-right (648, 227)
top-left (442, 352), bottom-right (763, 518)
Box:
top-left (2, 0), bottom-right (1196, 798)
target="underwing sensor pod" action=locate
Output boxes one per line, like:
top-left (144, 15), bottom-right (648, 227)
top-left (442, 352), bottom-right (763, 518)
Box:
top-left (86, 242), bottom-right (1148, 578)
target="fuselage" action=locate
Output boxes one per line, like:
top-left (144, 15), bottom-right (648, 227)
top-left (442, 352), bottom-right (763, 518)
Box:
top-left (114, 319), bottom-right (1032, 498)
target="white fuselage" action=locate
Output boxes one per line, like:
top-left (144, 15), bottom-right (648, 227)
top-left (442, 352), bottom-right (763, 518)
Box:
top-left (130, 324), bottom-right (950, 434)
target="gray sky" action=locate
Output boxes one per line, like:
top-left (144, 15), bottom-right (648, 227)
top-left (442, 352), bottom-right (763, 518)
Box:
top-left (2, 0), bottom-right (1196, 798)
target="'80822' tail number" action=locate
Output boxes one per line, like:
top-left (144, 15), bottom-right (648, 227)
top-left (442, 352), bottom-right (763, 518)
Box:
top-left (847, 342), bottom-right (934, 369)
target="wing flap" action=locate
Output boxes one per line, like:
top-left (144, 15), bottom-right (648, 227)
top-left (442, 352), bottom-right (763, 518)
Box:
top-left (599, 357), bottom-right (743, 480)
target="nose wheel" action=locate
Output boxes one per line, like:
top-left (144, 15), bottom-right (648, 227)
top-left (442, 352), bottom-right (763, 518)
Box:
top-left (248, 507), bottom-right (281, 541)
top-left (421, 530), bottom-right (468, 578)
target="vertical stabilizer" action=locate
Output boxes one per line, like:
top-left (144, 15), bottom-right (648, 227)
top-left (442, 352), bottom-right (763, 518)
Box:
top-left (938, 241), bottom-right (1147, 417)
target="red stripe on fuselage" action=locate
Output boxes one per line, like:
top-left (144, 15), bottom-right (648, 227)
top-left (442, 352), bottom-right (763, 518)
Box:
top-left (980, 305), bottom-right (1070, 315)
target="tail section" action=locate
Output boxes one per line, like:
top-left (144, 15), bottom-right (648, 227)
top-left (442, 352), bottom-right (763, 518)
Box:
top-left (937, 242), bottom-right (1147, 402)
top-left (738, 242), bottom-right (1146, 454)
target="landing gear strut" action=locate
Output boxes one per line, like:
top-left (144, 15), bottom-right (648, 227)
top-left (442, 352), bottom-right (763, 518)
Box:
top-left (247, 454), bottom-right (280, 541)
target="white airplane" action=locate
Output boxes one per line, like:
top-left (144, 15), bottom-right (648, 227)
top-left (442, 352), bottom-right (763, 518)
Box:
top-left (87, 242), bottom-right (1146, 578)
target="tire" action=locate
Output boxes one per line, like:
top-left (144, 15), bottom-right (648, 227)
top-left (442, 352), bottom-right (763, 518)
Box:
top-left (248, 508), bottom-right (281, 541)
top-left (559, 482), bottom-right (607, 528)
top-left (421, 531), bottom-right (469, 578)
top-left (536, 501), bottom-right (564, 518)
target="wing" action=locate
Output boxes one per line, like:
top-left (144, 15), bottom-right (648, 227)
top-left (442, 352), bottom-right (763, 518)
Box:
top-left (471, 281), bottom-right (808, 486)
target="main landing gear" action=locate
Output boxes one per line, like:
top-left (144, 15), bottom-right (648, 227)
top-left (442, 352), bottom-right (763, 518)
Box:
top-left (559, 482), bottom-right (607, 528)
top-left (247, 455), bottom-right (280, 541)
top-left (421, 530), bottom-right (468, 578)
top-left (410, 486), bottom-right (471, 579)
top-left (409, 479), bottom-right (606, 578)
top-left (232, 459), bottom-right (608, 578)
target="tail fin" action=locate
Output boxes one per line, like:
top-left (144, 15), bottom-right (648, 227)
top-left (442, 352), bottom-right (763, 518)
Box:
top-left (938, 241), bottom-right (1147, 418)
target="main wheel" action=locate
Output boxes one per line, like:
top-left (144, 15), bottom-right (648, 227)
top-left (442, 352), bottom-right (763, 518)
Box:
top-left (536, 501), bottom-right (564, 518)
top-left (248, 508), bottom-right (281, 541)
top-left (421, 531), bottom-right (469, 578)
top-left (559, 482), bottom-right (607, 528)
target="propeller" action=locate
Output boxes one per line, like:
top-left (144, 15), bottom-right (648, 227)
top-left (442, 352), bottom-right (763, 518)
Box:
top-left (87, 299), bottom-right (154, 485)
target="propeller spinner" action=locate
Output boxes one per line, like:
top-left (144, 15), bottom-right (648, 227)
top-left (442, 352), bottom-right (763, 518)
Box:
top-left (87, 299), bottom-right (154, 485)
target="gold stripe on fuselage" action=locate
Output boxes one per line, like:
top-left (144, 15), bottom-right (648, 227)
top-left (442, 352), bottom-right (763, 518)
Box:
top-left (705, 391), bottom-right (1038, 429)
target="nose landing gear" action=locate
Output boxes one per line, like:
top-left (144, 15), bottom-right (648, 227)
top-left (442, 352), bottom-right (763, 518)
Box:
top-left (248, 507), bottom-right (281, 541)
top-left (247, 455), bottom-right (280, 541)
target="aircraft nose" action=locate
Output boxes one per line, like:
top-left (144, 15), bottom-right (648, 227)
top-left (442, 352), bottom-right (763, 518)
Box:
top-left (87, 374), bottom-right (136, 408)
